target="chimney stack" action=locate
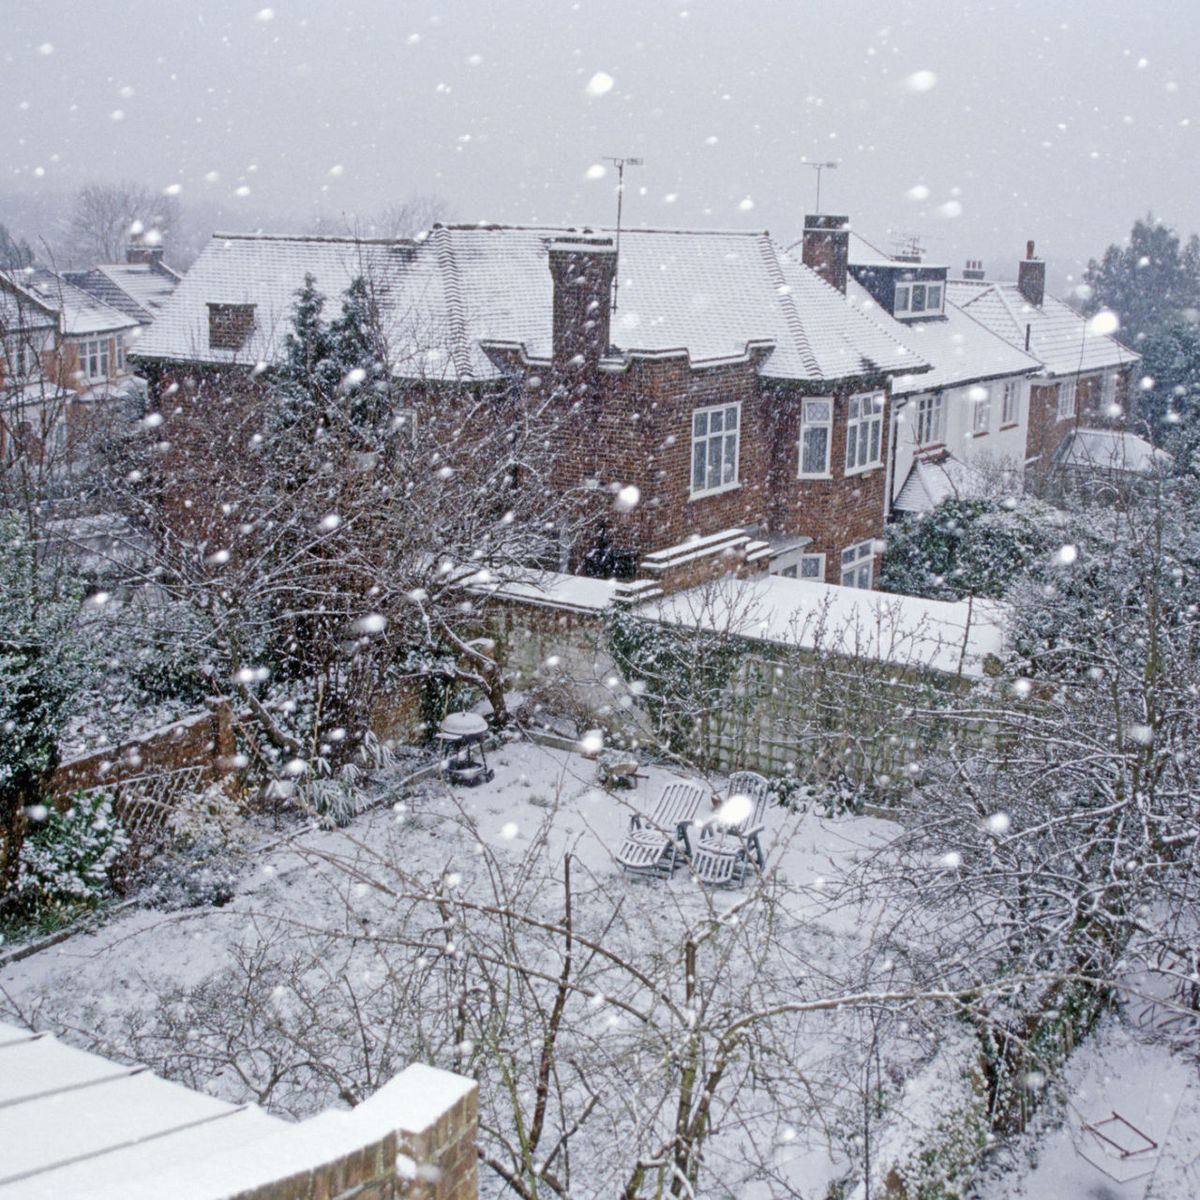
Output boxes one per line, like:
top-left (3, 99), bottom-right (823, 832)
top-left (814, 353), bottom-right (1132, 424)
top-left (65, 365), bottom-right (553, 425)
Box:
top-left (126, 229), bottom-right (166, 268)
top-left (801, 214), bottom-right (850, 293)
top-left (962, 258), bottom-right (985, 280)
top-left (547, 237), bottom-right (617, 373)
top-left (1017, 240), bottom-right (1045, 308)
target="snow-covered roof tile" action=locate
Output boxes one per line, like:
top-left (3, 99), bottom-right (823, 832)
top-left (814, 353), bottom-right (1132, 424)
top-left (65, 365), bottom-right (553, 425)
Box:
top-left (66, 263), bottom-right (181, 325)
top-left (135, 226), bottom-right (928, 385)
top-left (13, 269), bottom-right (138, 336)
top-left (946, 280), bottom-right (1139, 377)
top-left (846, 278), bottom-right (1040, 394)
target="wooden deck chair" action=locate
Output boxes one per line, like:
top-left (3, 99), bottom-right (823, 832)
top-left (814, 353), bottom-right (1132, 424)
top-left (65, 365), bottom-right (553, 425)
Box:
top-left (615, 780), bottom-right (708, 877)
top-left (687, 771), bottom-right (771, 887)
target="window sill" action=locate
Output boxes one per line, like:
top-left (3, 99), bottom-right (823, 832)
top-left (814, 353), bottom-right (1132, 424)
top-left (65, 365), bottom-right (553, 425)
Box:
top-left (688, 480), bottom-right (742, 502)
top-left (971, 431), bottom-right (989, 439)
top-left (797, 472), bottom-right (833, 482)
top-left (843, 463), bottom-right (883, 479)
top-left (999, 423), bottom-right (1019, 432)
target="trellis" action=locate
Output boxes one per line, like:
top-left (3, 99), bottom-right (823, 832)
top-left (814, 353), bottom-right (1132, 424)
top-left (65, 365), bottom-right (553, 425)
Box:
top-left (76, 766), bottom-right (208, 845)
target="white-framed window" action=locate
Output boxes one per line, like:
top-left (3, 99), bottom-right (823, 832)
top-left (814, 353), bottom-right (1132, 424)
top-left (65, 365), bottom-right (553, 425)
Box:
top-left (1000, 380), bottom-right (1020, 426)
top-left (914, 393), bottom-right (945, 446)
top-left (845, 392), bottom-right (884, 474)
top-left (772, 549), bottom-right (826, 581)
top-left (1056, 380), bottom-right (1076, 421)
top-left (840, 540), bottom-right (874, 589)
top-left (115, 338), bottom-right (126, 373)
top-left (76, 338), bottom-right (110, 381)
top-left (973, 389), bottom-right (992, 434)
top-left (894, 281), bottom-right (944, 317)
top-left (691, 402), bottom-right (740, 496)
top-left (798, 397), bottom-right (832, 477)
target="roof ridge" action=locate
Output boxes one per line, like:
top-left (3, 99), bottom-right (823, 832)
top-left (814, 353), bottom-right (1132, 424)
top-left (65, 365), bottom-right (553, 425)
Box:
top-left (433, 227), bottom-right (474, 382)
top-left (757, 238), bottom-right (822, 379)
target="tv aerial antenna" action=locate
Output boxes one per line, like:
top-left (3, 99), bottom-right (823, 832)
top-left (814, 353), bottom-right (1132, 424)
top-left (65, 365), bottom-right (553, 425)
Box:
top-left (603, 155), bottom-right (643, 313)
top-left (801, 160), bottom-right (839, 213)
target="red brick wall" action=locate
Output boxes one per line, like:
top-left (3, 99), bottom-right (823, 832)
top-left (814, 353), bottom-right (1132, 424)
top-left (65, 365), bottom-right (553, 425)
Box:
top-left (542, 353), bottom-right (889, 584)
top-left (52, 702), bottom-right (238, 800)
top-left (1026, 381), bottom-right (1074, 466)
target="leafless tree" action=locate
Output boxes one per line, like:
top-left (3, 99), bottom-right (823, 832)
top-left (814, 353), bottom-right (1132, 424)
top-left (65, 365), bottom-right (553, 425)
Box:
top-left (60, 181), bottom-right (182, 267)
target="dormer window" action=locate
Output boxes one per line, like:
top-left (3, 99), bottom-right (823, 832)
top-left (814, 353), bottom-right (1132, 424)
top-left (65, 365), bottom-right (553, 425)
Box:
top-left (894, 282), bottom-right (943, 318)
top-left (207, 303), bottom-right (256, 351)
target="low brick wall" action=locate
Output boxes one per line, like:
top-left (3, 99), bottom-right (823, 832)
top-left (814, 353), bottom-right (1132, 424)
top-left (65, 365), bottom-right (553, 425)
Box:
top-left (51, 700), bottom-right (238, 800)
top-left (228, 1065), bottom-right (478, 1200)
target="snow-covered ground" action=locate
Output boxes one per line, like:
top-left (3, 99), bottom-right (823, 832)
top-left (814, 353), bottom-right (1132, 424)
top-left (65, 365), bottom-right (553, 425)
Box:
top-left (9, 737), bottom-right (1191, 1199)
top-left (2, 737), bottom-right (920, 1197)
top-left (973, 1015), bottom-right (1200, 1200)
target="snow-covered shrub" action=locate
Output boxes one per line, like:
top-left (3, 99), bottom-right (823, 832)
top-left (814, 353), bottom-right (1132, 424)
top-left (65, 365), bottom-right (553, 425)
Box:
top-left (142, 784), bottom-right (249, 911)
top-left (142, 833), bottom-right (243, 911)
top-left (606, 601), bottom-right (749, 762)
top-left (13, 792), bottom-right (129, 920)
top-left (881, 497), bottom-right (1052, 602)
top-left (305, 776), bottom-right (360, 829)
top-left (846, 1029), bottom-right (989, 1200)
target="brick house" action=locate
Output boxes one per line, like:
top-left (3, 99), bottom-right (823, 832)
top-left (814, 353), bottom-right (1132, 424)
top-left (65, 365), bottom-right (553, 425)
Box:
top-left (133, 220), bottom-right (929, 589)
top-left (64, 233), bottom-right (182, 337)
top-left (946, 242), bottom-right (1141, 476)
top-left (843, 235), bottom-right (1043, 515)
top-left (0, 267), bottom-right (140, 467)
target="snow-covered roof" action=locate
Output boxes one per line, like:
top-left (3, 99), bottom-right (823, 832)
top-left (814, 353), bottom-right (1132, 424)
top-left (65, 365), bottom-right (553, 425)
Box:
top-left (947, 279), bottom-right (1139, 378)
top-left (893, 455), bottom-right (995, 514)
top-left (0, 1020), bottom-right (475, 1200)
top-left (643, 574), bottom-right (1006, 678)
top-left (134, 226), bottom-right (928, 384)
top-left (64, 262), bottom-right (180, 325)
top-left (846, 278), bottom-right (1039, 395)
top-left (1053, 427), bottom-right (1172, 475)
top-left (11, 269), bottom-right (138, 337)
top-left (0, 276), bottom-right (57, 331)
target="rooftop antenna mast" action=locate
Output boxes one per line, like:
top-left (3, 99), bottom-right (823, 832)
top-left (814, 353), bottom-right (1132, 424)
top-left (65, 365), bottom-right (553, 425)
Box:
top-left (802, 160), bottom-right (839, 213)
top-left (603, 155), bottom-right (643, 313)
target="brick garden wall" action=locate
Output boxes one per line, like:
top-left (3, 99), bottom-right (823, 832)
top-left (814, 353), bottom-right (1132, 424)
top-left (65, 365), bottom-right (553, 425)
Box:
top-left (51, 700), bottom-right (238, 799)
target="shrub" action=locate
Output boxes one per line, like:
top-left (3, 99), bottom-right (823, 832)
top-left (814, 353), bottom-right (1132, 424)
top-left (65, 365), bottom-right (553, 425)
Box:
top-left (9, 792), bottom-right (129, 929)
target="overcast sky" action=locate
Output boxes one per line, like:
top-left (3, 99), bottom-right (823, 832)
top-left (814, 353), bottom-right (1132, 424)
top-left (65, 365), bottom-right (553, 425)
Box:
top-left (3, 0), bottom-right (1197, 284)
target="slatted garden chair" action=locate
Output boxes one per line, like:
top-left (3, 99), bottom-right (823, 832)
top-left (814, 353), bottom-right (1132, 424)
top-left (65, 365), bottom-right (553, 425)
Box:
top-left (687, 771), bottom-right (771, 888)
top-left (615, 780), bottom-right (708, 877)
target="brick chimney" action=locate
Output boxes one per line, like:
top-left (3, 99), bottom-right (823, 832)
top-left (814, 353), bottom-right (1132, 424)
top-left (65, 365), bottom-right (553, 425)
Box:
top-left (126, 230), bottom-right (166, 268)
top-left (802, 214), bottom-right (850, 293)
top-left (1017, 240), bottom-right (1045, 307)
top-left (547, 236), bottom-right (617, 372)
top-left (963, 258), bottom-right (985, 280)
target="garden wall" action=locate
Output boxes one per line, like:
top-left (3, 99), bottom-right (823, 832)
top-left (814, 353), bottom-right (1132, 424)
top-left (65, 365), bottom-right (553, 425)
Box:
top-left (51, 700), bottom-right (239, 799)
top-left (487, 596), bottom-right (988, 794)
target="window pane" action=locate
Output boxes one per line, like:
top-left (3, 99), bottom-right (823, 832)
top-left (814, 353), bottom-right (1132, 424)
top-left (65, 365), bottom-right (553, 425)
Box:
top-left (804, 398), bottom-right (831, 423)
top-left (725, 405), bottom-right (738, 429)
top-left (845, 423), bottom-right (857, 469)
top-left (911, 284), bottom-right (927, 311)
top-left (708, 437), bottom-right (722, 489)
top-left (928, 285), bottom-right (942, 309)
top-left (724, 432), bottom-right (737, 483)
top-left (693, 441), bottom-right (706, 490)
top-left (857, 563), bottom-right (872, 589)
top-left (841, 545), bottom-right (858, 566)
top-left (801, 425), bottom-right (828, 475)
top-left (709, 409), bottom-right (724, 434)
top-left (868, 418), bottom-right (880, 464)
top-left (694, 412), bottom-right (707, 437)
top-left (801, 556), bottom-right (821, 579)
top-left (895, 286), bottom-right (910, 311)
top-left (782, 565), bottom-right (797, 578)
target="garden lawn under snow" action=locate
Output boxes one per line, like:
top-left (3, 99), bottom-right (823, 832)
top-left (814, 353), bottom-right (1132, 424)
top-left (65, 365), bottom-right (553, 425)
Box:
top-left (1, 739), bottom-right (962, 1197)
